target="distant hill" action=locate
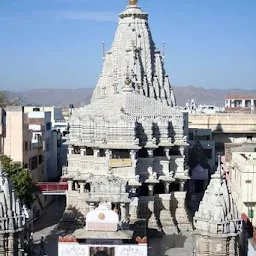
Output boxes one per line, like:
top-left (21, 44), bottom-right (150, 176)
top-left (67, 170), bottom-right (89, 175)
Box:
top-left (4, 87), bottom-right (256, 107)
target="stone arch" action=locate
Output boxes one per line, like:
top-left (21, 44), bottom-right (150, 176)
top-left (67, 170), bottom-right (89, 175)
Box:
top-left (85, 183), bottom-right (91, 192)
top-left (153, 182), bottom-right (165, 195)
top-left (139, 183), bottom-right (149, 196)
top-left (86, 147), bottom-right (93, 155)
top-left (138, 148), bottom-right (148, 158)
top-left (99, 149), bottom-right (105, 157)
top-left (154, 146), bottom-right (165, 157)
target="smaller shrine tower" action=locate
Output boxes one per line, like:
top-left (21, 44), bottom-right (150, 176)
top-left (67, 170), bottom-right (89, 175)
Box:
top-left (193, 157), bottom-right (241, 255)
top-left (0, 163), bottom-right (28, 256)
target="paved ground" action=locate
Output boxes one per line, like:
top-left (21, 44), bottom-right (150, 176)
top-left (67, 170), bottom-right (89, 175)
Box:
top-left (33, 196), bottom-right (66, 256)
top-left (148, 230), bottom-right (194, 256)
top-left (33, 197), bottom-right (194, 256)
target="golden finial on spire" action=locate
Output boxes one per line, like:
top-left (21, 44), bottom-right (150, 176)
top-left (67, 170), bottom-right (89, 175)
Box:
top-left (129, 0), bottom-right (137, 5)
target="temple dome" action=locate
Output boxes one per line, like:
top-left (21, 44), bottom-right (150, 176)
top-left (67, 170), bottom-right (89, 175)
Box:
top-left (194, 158), bottom-right (240, 234)
top-left (0, 165), bottom-right (26, 232)
top-left (91, 1), bottom-right (176, 107)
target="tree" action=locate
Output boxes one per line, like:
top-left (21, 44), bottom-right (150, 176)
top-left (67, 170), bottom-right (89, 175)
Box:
top-left (0, 91), bottom-right (20, 108)
top-left (1, 155), bottom-right (33, 207)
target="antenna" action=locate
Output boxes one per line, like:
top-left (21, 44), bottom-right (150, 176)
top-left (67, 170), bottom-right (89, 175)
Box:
top-left (102, 41), bottom-right (105, 59)
top-left (162, 41), bottom-right (165, 63)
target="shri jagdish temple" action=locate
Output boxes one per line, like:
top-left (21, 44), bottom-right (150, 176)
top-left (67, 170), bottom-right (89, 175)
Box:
top-left (64, 0), bottom-right (190, 230)
top-left (63, 2), bottom-right (242, 254)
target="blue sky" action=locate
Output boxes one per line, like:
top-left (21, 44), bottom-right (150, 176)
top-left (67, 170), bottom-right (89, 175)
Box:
top-left (0, 0), bottom-right (255, 91)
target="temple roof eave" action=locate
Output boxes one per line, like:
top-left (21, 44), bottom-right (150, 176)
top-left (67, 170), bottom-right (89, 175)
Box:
top-left (73, 229), bottom-right (134, 240)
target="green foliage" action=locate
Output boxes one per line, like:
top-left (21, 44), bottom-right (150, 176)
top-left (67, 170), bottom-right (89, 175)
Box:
top-left (0, 91), bottom-right (20, 107)
top-left (1, 155), bottom-right (33, 206)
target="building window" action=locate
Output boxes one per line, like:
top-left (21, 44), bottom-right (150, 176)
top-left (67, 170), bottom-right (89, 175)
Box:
top-left (24, 163), bottom-right (28, 169)
top-left (24, 141), bottom-right (28, 151)
top-left (245, 180), bottom-right (252, 184)
top-left (248, 209), bottom-right (254, 219)
top-left (29, 156), bottom-right (38, 170)
top-left (39, 155), bottom-right (43, 164)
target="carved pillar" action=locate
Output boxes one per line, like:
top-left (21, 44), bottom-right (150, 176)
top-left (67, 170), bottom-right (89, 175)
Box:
top-left (68, 145), bottom-right (73, 155)
top-left (148, 185), bottom-right (154, 196)
top-left (164, 148), bottom-right (170, 159)
top-left (179, 146), bottom-right (185, 156)
top-left (89, 203), bottom-right (95, 212)
top-left (0, 234), bottom-right (5, 255)
top-left (180, 181), bottom-right (185, 192)
top-left (18, 231), bottom-right (24, 256)
top-left (68, 181), bottom-right (73, 191)
top-left (120, 203), bottom-right (127, 221)
top-left (164, 182), bottom-right (170, 194)
top-left (79, 183), bottom-right (84, 193)
top-left (93, 149), bottom-right (100, 158)
top-left (130, 149), bottom-right (137, 168)
top-left (80, 148), bottom-right (86, 156)
top-left (147, 149), bottom-right (154, 158)
top-left (7, 233), bottom-right (14, 256)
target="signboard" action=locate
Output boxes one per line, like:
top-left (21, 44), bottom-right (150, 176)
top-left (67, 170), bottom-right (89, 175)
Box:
top-left (58, 242), bottom-right (148, 256)
top-left (110, 159), bottom-right (132, 168)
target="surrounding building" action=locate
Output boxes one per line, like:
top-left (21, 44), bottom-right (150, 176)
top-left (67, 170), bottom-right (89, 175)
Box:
top-left (229, 152), bottom-right (256, 225)
top-left (189, 113), bottom-right (256, 155)
top-left (3, 106), bottom-right (44, 183)
top-left (193, 159), bottom-right (241, 255)
top-left (0, 164), bottom-right (29, 256)
top-left (225, 94), bottom-right (256, 113)
top-left (27, 110), bottom-right (57, 181)
top-left (184, 99), bottom-right (224, 114)
top-left (63, 0), bottom-right (191, 234)
top-left (58, 203), bottom-right (147, 256)
top-left (24, 106), bottom-right (63, 128)
top-left (188, 128), bottom-right (216, 169)
top-left (0, 106), bottom-right (65, 219)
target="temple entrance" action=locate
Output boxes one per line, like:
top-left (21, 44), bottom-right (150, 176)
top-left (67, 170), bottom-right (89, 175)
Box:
top-left (94, 251), bottom-right (110, 256)
top-left (153, 182), bottom-right (165, 195)
top-left (90, 247), bottom-right (114, 256)
top-left (86, 147), bottom-right (93, 155)
top-left (169, 182), bottom-right (180, 192)
top-left (153, 147), bottom-right (165, 157)
top-left (139, 183), bottom-right (149, 196)
top-left (138, 148), bottom-right (148, 158)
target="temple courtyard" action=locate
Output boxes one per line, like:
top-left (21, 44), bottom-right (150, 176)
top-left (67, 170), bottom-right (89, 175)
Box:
top-left (33, 196), bottom-right (194, 256)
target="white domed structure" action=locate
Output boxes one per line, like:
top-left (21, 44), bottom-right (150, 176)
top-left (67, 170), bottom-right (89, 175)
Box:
top-left (0, 163), bottom-right (27, 255)
top-left (193, 157), bottom-right (241, 255)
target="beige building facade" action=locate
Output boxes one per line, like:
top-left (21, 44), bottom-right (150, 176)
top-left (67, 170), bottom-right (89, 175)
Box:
top-left (229, 152), bottom-right (256, 225)
top-left (189, 113), bottom-right (256, 154)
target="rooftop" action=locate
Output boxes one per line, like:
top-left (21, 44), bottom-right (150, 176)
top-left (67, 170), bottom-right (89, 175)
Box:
top-left (225, 94), bottom-right (256, 100)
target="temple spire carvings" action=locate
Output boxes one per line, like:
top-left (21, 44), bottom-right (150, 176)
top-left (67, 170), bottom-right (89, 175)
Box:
top-left (91, 1), bottom-right (176, 107)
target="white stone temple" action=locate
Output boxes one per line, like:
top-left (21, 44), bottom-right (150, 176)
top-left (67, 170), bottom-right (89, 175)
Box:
top-left (193, 157), bottom-right (241, 255)
top-left (0, 164), bottom-right (27, 256)
top-left (63, 0), bottom-right (190, 231)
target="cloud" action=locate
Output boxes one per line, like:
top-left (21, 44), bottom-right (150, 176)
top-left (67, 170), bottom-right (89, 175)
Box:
top-left (54, 11), bottom-right (117, 22)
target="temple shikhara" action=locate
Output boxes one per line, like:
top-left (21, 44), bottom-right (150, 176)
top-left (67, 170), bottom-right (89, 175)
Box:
top-left (63, 0), bottom-right (190, 232)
